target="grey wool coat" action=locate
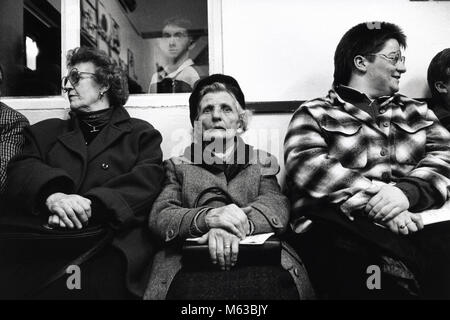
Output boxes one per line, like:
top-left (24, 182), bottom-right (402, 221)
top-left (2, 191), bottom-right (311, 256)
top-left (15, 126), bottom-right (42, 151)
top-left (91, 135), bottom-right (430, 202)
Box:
top-left (149, 141), bottom-right (289, 243)
top-left (144, 141), bottom-right (314, 299)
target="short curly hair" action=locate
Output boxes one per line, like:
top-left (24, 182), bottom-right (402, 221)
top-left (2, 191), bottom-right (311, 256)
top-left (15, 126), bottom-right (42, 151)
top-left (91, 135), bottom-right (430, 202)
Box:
top-left (66, 47), bottom-right (129, 107)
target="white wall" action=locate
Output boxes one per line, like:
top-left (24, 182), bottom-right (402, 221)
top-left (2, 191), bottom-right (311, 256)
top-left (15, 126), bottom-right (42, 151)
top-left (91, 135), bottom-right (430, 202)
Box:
top-left (18, 105), bottom-right (293, 175)
top-left (222, 0), bottom-right (450, 101)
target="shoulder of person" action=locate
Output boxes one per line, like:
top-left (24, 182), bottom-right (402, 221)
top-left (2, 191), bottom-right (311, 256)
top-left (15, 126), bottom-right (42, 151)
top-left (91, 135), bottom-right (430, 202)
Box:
top-left (162, 156), bottom-right (193, 182)
top-left (129, 117), bottom-right (158, 130)
top-left (0, 103), bottom-right (29, 124)
top-left (293, 96), bottom-right (334, 115)
top-left (178, 66), bottom-right (200, 82)
top-left (395, 94), bottom-right (429, 114)
top-left (167, 154), bottom-right (192, 166)
top-left (251, 149), bottom-right (280, 176)
top-left (20, 118), bottom-right (68, 143)
top-left (290, 95), bottom-right (340, 126)
top-left (30, 117), bottom-right (67, 132)
top-left (127, 118), bottom-right (163, 144)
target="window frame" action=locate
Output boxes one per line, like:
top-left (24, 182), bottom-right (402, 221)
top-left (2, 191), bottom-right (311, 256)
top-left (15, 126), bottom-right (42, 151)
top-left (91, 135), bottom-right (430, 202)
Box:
top-left (1, 0), bottom-right (224, 109)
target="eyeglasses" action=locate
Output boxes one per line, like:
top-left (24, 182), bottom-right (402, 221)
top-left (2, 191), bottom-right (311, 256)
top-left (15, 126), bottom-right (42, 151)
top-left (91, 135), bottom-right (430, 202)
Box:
top-left (366, 53), bottom-right (406, 66)
top-left (62, 68), bottom-right (97, 88)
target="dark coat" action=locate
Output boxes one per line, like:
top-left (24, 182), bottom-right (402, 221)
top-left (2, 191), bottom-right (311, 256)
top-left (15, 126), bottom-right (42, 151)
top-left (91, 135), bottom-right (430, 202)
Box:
top-left (6, 106), bottom-right (164, 297)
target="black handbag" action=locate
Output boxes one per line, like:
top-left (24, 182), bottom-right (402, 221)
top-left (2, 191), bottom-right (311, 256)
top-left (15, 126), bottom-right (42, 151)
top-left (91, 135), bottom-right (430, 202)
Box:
top-left (182, 236), bottom-right (281, 268)
top-left (165, 186), bottom-right (307, 299)
top-left (182, 186), bottom-right (282, 267)
top-left (0, 213), bottom-right (113, 299)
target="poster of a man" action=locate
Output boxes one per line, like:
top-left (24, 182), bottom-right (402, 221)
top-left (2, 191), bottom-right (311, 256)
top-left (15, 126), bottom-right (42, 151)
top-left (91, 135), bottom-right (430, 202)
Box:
top-left (148, 17), bottom-right (203, 93)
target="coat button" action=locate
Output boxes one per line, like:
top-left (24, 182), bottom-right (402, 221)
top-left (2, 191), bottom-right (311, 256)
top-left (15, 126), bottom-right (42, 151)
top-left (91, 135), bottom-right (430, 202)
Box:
top-left (381, 172), bottom-right (390, 181)
top-left (380, 149), bottom-right (387, 156)
top-left (271, 217), bottom-right (279, 225)
top-left (101, 163), bottom-right (109, 170)
top-left (383, 122), bottom-right (389, 127)
top-left (167, 229), bottom-right (174, 238)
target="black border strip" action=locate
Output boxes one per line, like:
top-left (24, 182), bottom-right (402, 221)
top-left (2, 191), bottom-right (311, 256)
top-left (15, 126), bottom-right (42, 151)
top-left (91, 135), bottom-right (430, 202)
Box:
top-left (246, 101), bottom-right (304, 114)
top-left (247, 98), bottom-right (430, 114)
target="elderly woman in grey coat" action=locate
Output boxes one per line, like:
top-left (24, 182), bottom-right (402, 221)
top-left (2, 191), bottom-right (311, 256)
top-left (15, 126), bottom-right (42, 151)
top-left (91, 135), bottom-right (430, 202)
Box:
top-left (146, 74), bottom-right (314, 300)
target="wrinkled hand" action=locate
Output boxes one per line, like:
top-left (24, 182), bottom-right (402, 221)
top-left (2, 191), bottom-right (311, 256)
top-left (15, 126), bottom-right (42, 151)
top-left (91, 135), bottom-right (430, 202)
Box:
top-left (197, 228), bottom-right (241, 271)
top-left (46, 193), bottom-right (92, 229)
top-left (381, 211), bottom-right (424, 235)
top-left (205, 204), bottom-right (251, 239)
top-left (365, 185), bottom-right (409, 222)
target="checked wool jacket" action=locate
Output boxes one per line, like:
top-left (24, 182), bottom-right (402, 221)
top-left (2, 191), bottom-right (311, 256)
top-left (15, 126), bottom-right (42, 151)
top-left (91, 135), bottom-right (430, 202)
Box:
top-left (0, 102), bottom-right (29, 194)
top-left (284, 89), bottom-right (450, 224)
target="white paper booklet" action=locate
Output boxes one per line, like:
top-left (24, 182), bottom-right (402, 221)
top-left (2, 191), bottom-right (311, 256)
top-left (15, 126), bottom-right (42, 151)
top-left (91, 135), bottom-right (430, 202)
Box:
top-left (418, 200), bottom-right (450, 225)
top-left (186, 232), bottom-right (275, 245)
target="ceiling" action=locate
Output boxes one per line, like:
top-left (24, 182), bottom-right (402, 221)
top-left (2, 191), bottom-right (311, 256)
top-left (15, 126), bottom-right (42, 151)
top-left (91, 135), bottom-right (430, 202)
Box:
top-left (125, 0), bottom-right (208, 38)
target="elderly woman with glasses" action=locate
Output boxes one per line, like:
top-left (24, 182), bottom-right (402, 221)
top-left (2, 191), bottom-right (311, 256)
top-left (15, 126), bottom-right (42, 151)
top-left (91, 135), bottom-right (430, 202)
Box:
top-left (5, 47), bottom-right (164, 299)
top-left (145, 74), bottom-right (314, 300)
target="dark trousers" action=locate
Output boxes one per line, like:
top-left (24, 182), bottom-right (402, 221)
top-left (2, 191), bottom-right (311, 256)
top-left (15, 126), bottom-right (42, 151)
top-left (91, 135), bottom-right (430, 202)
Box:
top-left (0, 245), bottom-right (133, 300)
top-left (288, 216), bottom-right (450, 300)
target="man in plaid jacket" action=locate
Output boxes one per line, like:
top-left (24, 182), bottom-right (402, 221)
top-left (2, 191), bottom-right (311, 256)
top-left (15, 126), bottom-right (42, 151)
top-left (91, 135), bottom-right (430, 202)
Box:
top-left (284, 22), bottom-right (450, 299)
top-left (0, 64), bottom-right (29, 194)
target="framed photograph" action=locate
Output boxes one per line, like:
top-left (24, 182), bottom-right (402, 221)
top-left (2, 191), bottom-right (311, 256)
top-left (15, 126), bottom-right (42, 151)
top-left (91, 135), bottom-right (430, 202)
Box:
top-left (77, 0), bottom-right (215, 96)
top-left (110, 16), bottom-right (121, 53)
top-left (102, 0), bottom-right (210, 94)
top-left (81, 0), bottom-right (97, 45)
top-left (97, 1), bottom-right (110, 42)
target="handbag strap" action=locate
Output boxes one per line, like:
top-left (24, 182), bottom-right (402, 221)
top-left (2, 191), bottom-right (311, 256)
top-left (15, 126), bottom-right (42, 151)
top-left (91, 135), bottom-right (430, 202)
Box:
top-left (24, 228), bottom-right (114, 299)
top-left (193, 186), bottom-right (234, 208)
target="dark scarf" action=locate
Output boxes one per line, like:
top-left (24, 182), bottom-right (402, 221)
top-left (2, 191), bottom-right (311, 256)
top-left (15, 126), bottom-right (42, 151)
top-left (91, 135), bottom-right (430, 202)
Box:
top-left (185, 137), bottom-right (253, 182)
top-left (75, 108), bottom-right (113, 145)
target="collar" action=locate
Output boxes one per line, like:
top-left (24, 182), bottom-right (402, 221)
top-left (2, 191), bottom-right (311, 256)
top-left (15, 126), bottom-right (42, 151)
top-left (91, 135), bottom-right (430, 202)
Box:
top-left (333, 86), bottom-right (398, 109)
top-left (335, 85), bottom-right (371, 105)
top-left (69, 105), bottom-right (131, 131)
top-left (165, 59), bottom-right (195, 79)
top-left (182, 136), bottom-right (254, 166)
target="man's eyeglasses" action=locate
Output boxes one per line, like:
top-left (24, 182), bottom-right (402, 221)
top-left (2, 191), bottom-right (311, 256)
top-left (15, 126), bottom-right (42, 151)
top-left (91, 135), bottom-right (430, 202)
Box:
top-left (62, 68), bottom-right (97, 88)
top-left (366, 53), bottom-right (406, 66)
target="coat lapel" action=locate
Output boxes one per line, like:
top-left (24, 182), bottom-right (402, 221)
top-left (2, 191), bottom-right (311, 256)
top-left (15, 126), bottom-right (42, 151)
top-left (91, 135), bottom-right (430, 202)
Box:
top-left (87, 107), bottom-right (132, 161)
top-left (56, 117), bottom-right (87, 163)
